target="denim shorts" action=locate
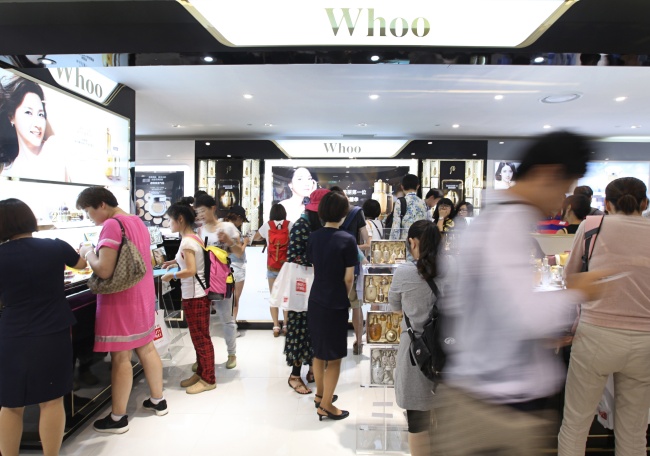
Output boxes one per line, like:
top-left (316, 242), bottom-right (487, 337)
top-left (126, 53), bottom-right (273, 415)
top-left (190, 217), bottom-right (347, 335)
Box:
top-left (267, 269), bottom-right (280, 280)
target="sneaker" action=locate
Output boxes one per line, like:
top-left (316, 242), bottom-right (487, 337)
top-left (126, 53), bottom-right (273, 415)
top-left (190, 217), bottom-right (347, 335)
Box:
top-left (226, 355), bottom-right (237, 369)
top-left (180, 373), bottom-right (201, 388)
top-left (186, 379), bottom-right (216, 395)
top-left (210, 307), bottom-right (216, 315)
top-left (93, 414), bottom-right (129, 434)
top-left (236, 331), bottom-right (242, 338)
top-left (143, 398), bottom-right (168, 416)
top-left (191, 362), bottom-right (198, 373)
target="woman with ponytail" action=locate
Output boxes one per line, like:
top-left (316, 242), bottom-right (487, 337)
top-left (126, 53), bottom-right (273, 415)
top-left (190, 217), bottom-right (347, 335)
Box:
top-left (388, 220), bottom-right (441, 456)
top-left (558, 177), bottom-right (650, 455)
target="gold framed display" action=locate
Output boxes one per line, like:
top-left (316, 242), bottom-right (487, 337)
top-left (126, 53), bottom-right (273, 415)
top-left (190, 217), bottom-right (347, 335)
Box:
top-left (369, 240), bottom-right (406, 265)
top-left (362, 275), bottom-right (393, 305)
top-left (370, 347), bottom-right (398, 386)
top-left (366, 310), bottom-right (402, 345)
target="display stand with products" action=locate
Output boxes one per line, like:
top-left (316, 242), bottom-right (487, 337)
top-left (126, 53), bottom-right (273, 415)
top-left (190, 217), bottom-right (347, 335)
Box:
top-left (357, 254), bottom-right (409, 455)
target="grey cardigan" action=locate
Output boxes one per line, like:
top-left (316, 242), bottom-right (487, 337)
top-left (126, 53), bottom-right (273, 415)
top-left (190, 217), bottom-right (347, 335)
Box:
top-left (388, 261), bottom-right (437, 411)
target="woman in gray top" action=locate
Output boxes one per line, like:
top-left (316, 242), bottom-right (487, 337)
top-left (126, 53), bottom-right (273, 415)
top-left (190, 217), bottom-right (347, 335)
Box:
top-left (389, 220), bottom-right (441, 456)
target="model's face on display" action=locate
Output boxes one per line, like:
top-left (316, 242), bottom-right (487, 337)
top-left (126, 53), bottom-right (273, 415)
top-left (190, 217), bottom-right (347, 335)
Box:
top-left (501, 165), bottom-right (513, 183)
top-left (289, 167), bottom-right (315, 198)
top-left (11, 92), bottom-right (46, 152)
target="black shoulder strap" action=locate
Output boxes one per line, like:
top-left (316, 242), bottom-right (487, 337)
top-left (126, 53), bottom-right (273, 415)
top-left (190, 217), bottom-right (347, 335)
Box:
top-left (398, 197), bottom-right (407, 227)
top-left (581, 216), bottom-right (605, 272)
top-left (403, 277), bottom-right (440, 341)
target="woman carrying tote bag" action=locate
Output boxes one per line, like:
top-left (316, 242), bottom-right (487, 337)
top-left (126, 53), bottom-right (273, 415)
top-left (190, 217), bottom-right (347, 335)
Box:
top-left (77, 187), bottom-right (166, 434)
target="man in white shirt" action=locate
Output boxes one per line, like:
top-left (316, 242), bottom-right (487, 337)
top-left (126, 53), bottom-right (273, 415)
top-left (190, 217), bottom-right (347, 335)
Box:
top-left (432, 132), bottom-right (608, 456)
top-left (424, 188), bottom-right (443, 221)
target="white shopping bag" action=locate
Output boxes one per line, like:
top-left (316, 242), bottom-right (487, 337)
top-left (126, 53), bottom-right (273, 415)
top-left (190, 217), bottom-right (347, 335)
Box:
top-left (283, 263), bottom-right (314, 312)
top-left (596, 375), bottom-right (615, 429)
top-left (153, 309), bottom-right (171, 356)
top-left (269, 262), bottom-right (291, 308)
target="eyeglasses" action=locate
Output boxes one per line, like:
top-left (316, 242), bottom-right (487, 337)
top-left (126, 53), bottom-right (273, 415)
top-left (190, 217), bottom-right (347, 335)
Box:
top-left (458, 209), bottom-right (468, 213)
top-left (439, 205), bottom-right (451, 210)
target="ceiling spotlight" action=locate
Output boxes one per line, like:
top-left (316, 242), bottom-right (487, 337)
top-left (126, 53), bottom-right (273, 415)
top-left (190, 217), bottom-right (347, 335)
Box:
top-left (369, 94), bottom-right (380, 100)
top-left (346, 171), bottom-right (350, 174)
top-left (243, 94), bottom-right (253, 99)
top-left (615, 96), bottom-right (627, 102)
top-left (166, 155), bottom-right (171, 158)
top-left (37, 55), bottom-right (56, 65)
top-left (631, 125), bottom-right (641, 129)
top-left (543, 124), bottom-right (552, 129)
top-left (370, 55), bottom-right (380, 62)
top-left (411, 152), bottom-right (416, 156)
top-left (605, 158), bottom-right (609, 161)
top-left (227, 154), bottom-right (232, 158)
top-left (452, 124), bottom-right (460, 129)
top-left (494, 95), bottom-right (504, 100)
top-left (427, 141), bottom-right (433, 145)
top-left (357, 123), bottom-right (367, 127)
top-left (205, 142), bottom-right (211, 146)
top-left (541, 93), bottom-right (581, 104)
top-left (172, 124), bottom-right (182, 128)
top-left (499, 141), bottom-right (505, 144)
top-left (203, 56), bottom-right (214, 63)
top-left (264, 123), bottom-right (273, 127)
top-left (533, 56), bottom-right (545, 63)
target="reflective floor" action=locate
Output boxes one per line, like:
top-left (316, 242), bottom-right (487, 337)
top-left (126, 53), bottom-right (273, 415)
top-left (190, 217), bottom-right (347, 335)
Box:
top-left (25, 320), bottom-right (377, 456)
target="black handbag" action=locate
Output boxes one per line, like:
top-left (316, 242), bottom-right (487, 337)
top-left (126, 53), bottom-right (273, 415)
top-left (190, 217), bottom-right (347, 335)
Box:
top-left (403, 278), bottom-right (448, 388)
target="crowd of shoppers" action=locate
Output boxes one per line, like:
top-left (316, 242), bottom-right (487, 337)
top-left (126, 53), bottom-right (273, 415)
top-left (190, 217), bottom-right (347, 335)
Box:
top-left (4, 131), bottom-right (650, 455)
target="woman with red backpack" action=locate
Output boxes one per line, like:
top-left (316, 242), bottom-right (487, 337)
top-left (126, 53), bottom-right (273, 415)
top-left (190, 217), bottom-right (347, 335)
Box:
top-left (253, 204), bottom-right (293, 337)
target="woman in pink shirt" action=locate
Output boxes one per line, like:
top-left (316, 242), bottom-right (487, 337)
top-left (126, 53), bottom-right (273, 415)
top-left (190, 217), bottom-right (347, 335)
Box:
top-left (77, 187), bottom-right (166, 435)
top-left (559, 177), bottom-right (650, 455)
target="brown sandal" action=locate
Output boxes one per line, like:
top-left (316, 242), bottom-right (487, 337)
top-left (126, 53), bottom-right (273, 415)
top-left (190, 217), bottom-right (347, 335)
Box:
top-left (306, 371), bottom-right (315, 383)
top-left (288, 376), bottom-right (311, 395)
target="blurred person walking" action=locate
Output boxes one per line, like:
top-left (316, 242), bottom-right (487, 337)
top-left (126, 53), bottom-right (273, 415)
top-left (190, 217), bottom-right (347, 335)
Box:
top-left (558, 177), bottom-right (650, 456)
top-left (432, 132), bottom-right (608, 455)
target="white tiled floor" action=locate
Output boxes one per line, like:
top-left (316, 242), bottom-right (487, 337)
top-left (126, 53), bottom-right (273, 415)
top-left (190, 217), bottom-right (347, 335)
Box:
top-left (25, 319), bottom-right (408, 456)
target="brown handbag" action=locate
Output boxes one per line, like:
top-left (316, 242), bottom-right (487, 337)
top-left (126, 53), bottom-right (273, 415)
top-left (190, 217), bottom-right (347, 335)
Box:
top-left (87, 218), bottom-right (147, 294)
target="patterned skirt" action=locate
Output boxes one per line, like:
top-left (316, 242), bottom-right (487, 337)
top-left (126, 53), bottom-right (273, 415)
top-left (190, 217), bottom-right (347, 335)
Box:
top-left (283, 311), bottom-right (314, 366)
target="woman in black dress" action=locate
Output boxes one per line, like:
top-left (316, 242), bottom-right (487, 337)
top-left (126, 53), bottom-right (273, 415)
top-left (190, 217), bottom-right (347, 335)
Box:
top-left (0, 199), bottom-right (85, 456)
top-left (307, 192), bottom-right (359, 421)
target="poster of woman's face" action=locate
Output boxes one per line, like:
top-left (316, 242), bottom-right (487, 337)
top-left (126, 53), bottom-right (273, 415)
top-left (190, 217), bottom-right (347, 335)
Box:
top-left (494, 161), bottom-right (519, 189)
top-left (0, 68), bottom-right (130, 185)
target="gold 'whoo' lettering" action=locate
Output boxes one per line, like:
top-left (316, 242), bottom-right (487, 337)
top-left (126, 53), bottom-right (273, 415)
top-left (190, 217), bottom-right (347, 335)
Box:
top-left (325, 8), bottom-right (430, 38)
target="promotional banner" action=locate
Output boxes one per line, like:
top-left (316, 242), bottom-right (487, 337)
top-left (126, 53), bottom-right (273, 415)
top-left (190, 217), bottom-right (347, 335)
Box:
top-left (134, 171), bottom-right (185, 227)
top-left (0, 68), bottom-right (130, 185)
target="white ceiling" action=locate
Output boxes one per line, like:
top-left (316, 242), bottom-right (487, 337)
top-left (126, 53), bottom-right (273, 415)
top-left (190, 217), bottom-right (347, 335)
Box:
top-left (95, 64), bottom-right (650, 141)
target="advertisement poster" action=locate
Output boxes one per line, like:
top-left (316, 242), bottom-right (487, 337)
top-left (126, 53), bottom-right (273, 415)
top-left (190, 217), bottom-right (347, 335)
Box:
top-left (134, 171), bottom-right (184, 227)
top-left (270, 165), bottom-right (411, 223)
top-left (440, 161), bottom-right (466, 205)
top-left (0, 68), bottom-right (130, 185)
top-left (493, 161), bottom-right (520, 190)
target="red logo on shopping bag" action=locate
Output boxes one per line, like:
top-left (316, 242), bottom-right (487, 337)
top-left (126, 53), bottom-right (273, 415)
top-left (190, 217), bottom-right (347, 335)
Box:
top-left (599, 410), bottom-right (608, 420)
top-left (295, 279), bottom-right (307, 293)
top-left (154, 325), bottom-right (163, 341)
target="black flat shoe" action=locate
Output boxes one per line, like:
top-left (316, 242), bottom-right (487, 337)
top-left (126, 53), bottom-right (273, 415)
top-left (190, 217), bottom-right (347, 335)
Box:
top-left (317, 406), bottom-right (349, 421)
top-left (314, 394), bottom-right (338, 408)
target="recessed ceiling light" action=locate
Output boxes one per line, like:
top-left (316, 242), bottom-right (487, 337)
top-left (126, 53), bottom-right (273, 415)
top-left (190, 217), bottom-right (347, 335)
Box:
top-left (631, 125), bottom-right (641, 129)
top-left (264, 123), bottom-right (273, 127)
top-left (427, 141), bottom-right (433, 145)
top-left (369, 94), bottom-right (380, 100)
top-left (227, 154), bottom-right (232, 158)
top-left (166, 155), bottom-right (171, 157)
top-left (370, 55), bottom-right (380, 62)
top-left (357, 123), bottom-right (367, 127)
top-left (205, 142), bottom-right (210, 146)
top-left (541, 93), bottom-right (581, 104)
top-left (346, 171), bottom-right (350, 173)
top-left (605, 158), bottom-right (609, 161)
top-left (452, 124), bottom-right (460, 129)
top-left (203, 56), bottom-right (214, 63)
top-left (494, 95), bottom-right (504, 100)
top-left (543, 124), bottom-right (552, 129)
top-left (534, 56), bottom-right (545, 63)
top-left (411, 152), bottom-right (415, 156)
top-left (499, 141), bottom-right (505, 144)
top-left (37, 55), bottom-right (56, 65)
top-left (172, 124), bottom-right (182, 128)
top-left (615, 96), bottom-right (627, 102)
top-left (243, 94), bottom-right (253, 99)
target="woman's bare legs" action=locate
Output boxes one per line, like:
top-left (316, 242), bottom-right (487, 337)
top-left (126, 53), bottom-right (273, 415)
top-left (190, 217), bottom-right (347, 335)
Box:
top-left (134, 341), bottom-right (164, 399)
top-left (39, 397), bottom-right (65, 456)
top-left (110, 350), bottom-right (134, 416)
top-left (313, 358), bottom-right (344, 415)
top-left (0, 406), bottom-right (24, 456)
